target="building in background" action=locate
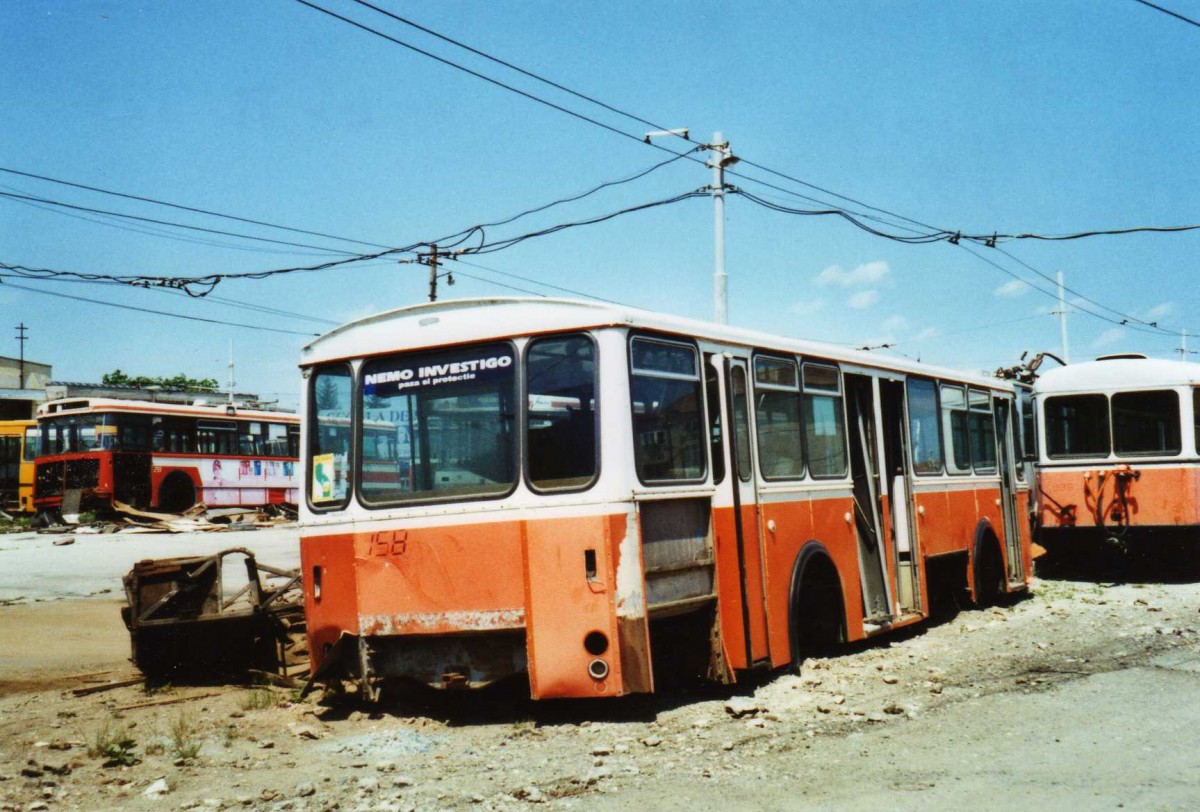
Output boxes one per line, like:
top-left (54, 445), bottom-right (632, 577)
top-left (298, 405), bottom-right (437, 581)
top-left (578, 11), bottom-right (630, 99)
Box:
top-left (0, 355), bottom-right (51, 420)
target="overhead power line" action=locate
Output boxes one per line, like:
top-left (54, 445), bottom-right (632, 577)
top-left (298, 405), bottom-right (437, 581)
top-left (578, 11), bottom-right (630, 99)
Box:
top-left (1132, 0), bottom-right (1200, 30)
top-left (0, 277), bottom-right (319, 336)
top-left (0, 165), bottom-right (392, 251)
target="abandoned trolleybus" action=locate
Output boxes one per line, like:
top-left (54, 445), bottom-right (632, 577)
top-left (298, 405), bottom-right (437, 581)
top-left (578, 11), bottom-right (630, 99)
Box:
top-left (300, 298), bottom-right (1031, 700)
top-left (34, 398), bottom-right (300, 514)
top-left (1034, 354), bottom-right (1200, 553)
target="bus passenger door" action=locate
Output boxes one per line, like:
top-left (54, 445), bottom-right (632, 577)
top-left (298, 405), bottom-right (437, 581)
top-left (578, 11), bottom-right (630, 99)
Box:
top-left (722, 356), bottom-right (771, 667)
top-left (844, 374), bottom-right (892, 625)
top-left (994, 398), bottom-right (1026, 584)
top-left (879, 379), bottom-right (920, 615)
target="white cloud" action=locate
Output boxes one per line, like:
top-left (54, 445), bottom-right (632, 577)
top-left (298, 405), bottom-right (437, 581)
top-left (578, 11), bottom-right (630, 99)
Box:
top-left (1091, 327), bottom-right (1125, 350)
top-left (994, 279), bottom-right (1030, 298)
top-left (881, 315), bottom-right (908, 332)
top-left (1144, 302), bottom-right (1173, 320)
top-left (848, 290), bottom-right (880, 309)
top-left (816, 260), bottom-right (890, 288)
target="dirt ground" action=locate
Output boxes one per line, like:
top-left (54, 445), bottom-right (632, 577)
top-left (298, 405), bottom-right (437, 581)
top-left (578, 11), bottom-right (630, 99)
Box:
top-left (3, 542), bottom-right (1200, 811)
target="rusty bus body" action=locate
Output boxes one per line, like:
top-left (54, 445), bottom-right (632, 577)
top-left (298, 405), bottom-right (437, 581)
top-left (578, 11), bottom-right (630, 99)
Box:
top-left (299, 298), bottom-right (1031, 700)
top-left (1033, 355), bottom-right (1200, 553)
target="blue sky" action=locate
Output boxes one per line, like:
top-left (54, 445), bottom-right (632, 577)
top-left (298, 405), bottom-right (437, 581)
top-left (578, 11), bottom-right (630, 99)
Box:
top-left (2, 1), bottom-right (1198, 408)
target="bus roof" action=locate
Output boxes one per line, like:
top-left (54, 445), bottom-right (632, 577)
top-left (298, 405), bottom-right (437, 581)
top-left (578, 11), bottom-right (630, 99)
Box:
top-left (1034, 356), bottom-right (1200, 395)
top-left (301, 297), bottom-right (1013, 392)
top-left (36, 397), bottom-right (299, 422)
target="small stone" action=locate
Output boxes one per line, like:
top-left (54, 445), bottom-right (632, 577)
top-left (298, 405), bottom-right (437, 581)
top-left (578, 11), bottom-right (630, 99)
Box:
top-left (832, 694), bottom-right (846, 705)
top-left (514, 786), bottom-right (545, 803)
top-left (259, 789), bottom-right (279, 802)
top-left (641, 735), bottom-right (662, 747)
top-left (721, 741), bottom-right (734, 752)
top-left (375, 760), bottom-right (396, 773)
top-left (259, 740), bottom-right (275, 750)
top-left (590, 746), bottom-right (612, 757)
top-left (882, 675), bottom-right (899, 685)
top-left (883, 703), bottom-right (905, 715)
top-left (236, 795), bottom-right (254, 807)
top-left (296, 783), bottom-right (316, 798)
top-left (347, 711), bottom-right (365, 723)
top-left (291, 725), bottom-right (322, 740)
top-left (724, 698), bottom-right (760, 718)
top-left (391, 775), bottom-right (414, 788)
top-left (357, 776), bottom-right (379, 793)
top-left (867, 712), bottom-right (887, 723)
top-left (143, 778), bottom-right (170, 798)
top-left (27, 803), bottom-right (48, 812)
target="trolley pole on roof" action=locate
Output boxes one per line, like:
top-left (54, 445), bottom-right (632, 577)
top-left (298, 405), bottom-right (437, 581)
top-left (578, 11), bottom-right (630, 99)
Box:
top-left (708, 132), bottom-right (739, 325)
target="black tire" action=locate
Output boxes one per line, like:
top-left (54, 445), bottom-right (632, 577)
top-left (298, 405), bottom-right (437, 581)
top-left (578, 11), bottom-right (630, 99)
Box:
top-left (973, 538), bottom-right (1006, 608)
top-left (156, 473), bottom-right (196, 514)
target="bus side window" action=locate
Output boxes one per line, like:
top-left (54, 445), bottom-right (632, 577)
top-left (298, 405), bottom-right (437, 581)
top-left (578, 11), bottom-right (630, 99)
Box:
top-left (801, 363), bottom-right (848, 478)
top-left (526, 334), bottom-right (598, 492)
top-left (940, 385), bottom-right (971, 474)
top-left (906, 377), bottom-right (943, 475)
top-left (754, 355), bottom-right (804, 480)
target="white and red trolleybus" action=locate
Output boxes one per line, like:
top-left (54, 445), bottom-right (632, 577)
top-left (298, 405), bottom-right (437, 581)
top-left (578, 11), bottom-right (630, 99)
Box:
top-left (33, 398), bottom-right (299, 514)
top-left (1033, 354), bottom-right (1200, 552)
top-left (299, 298), bottom-right (1032, 700)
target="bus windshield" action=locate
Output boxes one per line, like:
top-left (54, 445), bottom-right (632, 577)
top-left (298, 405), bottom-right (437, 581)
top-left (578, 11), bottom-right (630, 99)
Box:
top-left (358, 342), bottom-right (517, 503)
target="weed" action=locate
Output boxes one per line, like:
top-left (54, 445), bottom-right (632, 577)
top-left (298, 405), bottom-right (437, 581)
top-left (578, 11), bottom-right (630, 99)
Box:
top-left (169, 711), bottom-right (202, 761)
top-left (87, 718), bottom-right (140, 767)
top-left (240, 688), bottom-right (278, 711)
top-left (221, 725), bottom-right (240, 748)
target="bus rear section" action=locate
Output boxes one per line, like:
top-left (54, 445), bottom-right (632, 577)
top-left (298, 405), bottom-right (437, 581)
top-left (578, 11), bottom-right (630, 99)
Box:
top-left (1033, 357), bottom-right (1200, 554)
top-left (299, 298), bottom-right (1030, 701)
top-left (34, 398), bottom-right (299, 515)
top-left (0, 420), bottom-right (38, 513)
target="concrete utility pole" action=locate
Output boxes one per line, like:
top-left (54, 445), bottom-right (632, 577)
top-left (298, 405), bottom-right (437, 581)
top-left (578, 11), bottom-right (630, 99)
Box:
top-left (1180, 330), bottom-right (1189, 361)
top-left (424, 244), bottom-right (441, 303)
top-left (227, 339), bottom-right (235, 404)
top-left (14, 323), bottom-right (28, 389)
top-left (708, 132), bottom-right (739, 325)
top-left (1055, 271), bottom-right (1070, 363)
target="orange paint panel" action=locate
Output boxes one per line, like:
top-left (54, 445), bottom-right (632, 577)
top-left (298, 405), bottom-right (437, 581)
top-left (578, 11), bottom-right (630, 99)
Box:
top-left (300, 533), bottom-right (359, 675)
top-left (711, 507), bottom-right (749, 669)
top-left (523, 514), bottom-right (634, 699)
top-left (349, 523), bottom-right (526, 637)
top-left (1039, 467), bottom-right (1200, 530)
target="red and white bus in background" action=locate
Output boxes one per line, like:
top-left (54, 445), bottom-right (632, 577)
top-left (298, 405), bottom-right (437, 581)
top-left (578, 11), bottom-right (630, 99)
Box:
top-left (1033, 354), bottom-right (1200, 553)
top-left (299, 298), bottom-right (1031, 700)
top-left (34, 398), bottom-right (299, 514)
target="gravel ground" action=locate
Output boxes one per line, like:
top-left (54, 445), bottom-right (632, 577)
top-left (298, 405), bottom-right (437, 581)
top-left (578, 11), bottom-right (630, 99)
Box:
top-left (2, 526), bottom-right (1199, 811)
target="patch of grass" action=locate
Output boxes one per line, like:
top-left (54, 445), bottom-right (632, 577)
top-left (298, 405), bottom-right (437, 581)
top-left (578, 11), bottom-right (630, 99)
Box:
top-left (221, 725), bottom-right (240, 748)
top-left (240, 688), bottom-right (278, 711)
top-left (87, 718), bottom-right (140, 767)
top-left (169, 711), bottom-right (202, 761)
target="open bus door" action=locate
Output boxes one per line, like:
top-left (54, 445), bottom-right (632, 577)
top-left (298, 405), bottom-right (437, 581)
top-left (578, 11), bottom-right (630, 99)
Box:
top-left (994, 398), bottom-right (1027, 585)
top-left (718, 354), bottom-right (772, 668)
top-left (844, 374), bottom-right (893, 626)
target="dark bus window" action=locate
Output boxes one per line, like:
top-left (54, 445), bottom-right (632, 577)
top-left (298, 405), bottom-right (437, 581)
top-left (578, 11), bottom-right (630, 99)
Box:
top-left (23, 425), bottom-right (40, 461)
top-left (941, 385), bottom-right (971, 474)
top-left (309, 365), bottom-right (353, 506)
top-left (526, 334), bottom-right (598, 491)
top-left (630, 337), bottom-right (706, 483)
top-left (802, 363), bottom-right (848, 478)
top-left (731, 365), bottom-right (753, 482)
top-left (968, 389), bottom-right (996, 473)
top-left (1045, 394), bottom-right (1110, 458)
top-left (907, 377), bottom-right (943, 475)
top-left (1113, 389), bottom-right (1180, 456)
top-left (704, 357), bottom-right (725, 486)
top-left (754, 356), bottom-right (804, 480)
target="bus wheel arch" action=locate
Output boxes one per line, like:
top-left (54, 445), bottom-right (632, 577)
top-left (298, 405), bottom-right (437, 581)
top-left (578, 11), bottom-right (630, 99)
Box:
top-left (788, 541), bottom-right (847, 664)
top-left (157, 470), bottom-right (198, 513)
top-left (972, 520), bottom-right (1006, 607)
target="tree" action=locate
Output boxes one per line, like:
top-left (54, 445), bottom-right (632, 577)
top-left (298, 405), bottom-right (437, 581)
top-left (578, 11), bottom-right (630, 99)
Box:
top-left (102, 370), bottom-right (220, 392)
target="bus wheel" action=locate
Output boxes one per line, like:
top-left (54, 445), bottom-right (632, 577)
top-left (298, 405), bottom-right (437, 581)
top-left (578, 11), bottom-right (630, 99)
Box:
top-left (973, 536), bottom-right (1006, 608)
top-left (791, 553), bottom-right (846, 663)
top-left (157, 473), bottom-right (196, 514)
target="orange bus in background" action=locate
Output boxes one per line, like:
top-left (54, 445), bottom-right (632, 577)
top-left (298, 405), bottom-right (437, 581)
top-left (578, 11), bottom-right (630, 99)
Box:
top-left (34, 398), bottom-right (299, 515)
top-left (300, 298), bottom-right (1031, 701)
top-left (0, 419), bottom-right (38, 514)
top-left (1034, 354), bottom-right (1200, 555)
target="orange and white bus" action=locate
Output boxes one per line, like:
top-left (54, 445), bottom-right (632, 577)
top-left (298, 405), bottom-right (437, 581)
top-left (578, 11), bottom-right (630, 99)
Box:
top-left (0, 419), bottom-right (39, 513)
top-left (299, 298), bottom-right (1031, 700)
top-left (34, 398), bottom-right (299, 514)
top-left (1033, 354), bottom-right (1200, 552)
